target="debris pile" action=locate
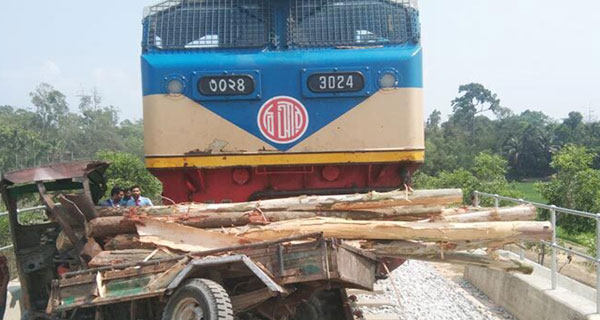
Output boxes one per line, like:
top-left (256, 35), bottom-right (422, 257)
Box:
top-left (64, 189), bottom-right (551, 274)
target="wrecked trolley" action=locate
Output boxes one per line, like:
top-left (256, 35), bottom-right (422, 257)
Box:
top-left (0, 162), bottom-right (380, 320)
top-left (49, 235), bottom-right (377, 320)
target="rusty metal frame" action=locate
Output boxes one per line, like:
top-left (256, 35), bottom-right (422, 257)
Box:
top-left (167, 255), bottom-right (288, 295)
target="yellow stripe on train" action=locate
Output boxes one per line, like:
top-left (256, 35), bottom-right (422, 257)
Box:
top-left (146, 150), bottom-right (424, 169)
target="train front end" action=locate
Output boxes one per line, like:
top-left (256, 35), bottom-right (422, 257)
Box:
top-left (141, 0), bottom-right (424, 203)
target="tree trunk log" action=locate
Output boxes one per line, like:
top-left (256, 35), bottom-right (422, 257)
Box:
top-left (87, 216), bottom-right (137, 238)
top-left (440, 206), bottom-right (489, 216)
top-left (432, 205), bottom-right (537, 223)
top-left (95, 189), bottom-right (462, 216)
top-left (223, 217), bottom-right (552, 242)
top-left (88, 205), bottom-right (446, 237)
top-left (383, 251), bottom-right (534, 274)
top-left (104, 234), bottom-right (156, 250)
top-left (363, 237), bottom-right (533, 256)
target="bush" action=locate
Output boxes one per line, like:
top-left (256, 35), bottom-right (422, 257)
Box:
top-left (414, 152), bottom-right (522, 205)
top-left (538, 145), bottom-right (600, 233)
top-left (96, 151), bottom-right (162, 203)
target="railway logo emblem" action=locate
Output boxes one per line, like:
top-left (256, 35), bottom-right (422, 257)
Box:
top-left (258, 96), bottom-right (309, 144)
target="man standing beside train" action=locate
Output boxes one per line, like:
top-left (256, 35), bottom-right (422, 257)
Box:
top-left (126, 185), bottom-right (153, 207)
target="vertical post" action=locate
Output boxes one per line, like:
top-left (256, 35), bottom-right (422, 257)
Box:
top-left (596, 213), bottom-right (600, 314)
top-left (473, 192), bottom-right (479, 207)
top-left (494, 195), bottom-right (499, 208)
top-left (550, 207), bottom-right (557, 290)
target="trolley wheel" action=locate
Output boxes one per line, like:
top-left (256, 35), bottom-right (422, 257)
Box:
top-left (162, 278), bottom-right (234, 320)
top-left (292, 289), bottom-right (348, 320)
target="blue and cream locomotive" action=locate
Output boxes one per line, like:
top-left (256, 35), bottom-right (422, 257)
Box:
top-left (141, 0), bottom-right (424, 203)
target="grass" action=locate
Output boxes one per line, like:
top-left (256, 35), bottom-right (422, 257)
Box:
top-left (512, 182), bottom-right (596, 256)
top-left (556, 226), bottom-right (595, 256)
top-left (514, 182), bottom-right (547, 204)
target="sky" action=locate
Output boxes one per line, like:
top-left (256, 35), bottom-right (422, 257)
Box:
top-left (0, 1), bottom-right (599, 122)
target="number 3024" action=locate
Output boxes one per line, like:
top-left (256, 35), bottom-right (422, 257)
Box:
top-left (318, 75), bottom-right (354, 90)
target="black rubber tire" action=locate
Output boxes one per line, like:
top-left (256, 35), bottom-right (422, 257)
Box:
top-left (292, 289), bottom-right (348, 320)
top-left (162, 278), bottom-right (234, 320)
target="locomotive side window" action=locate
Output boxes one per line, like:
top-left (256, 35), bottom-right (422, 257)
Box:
top-left (144, 0), bottom-right (271, 50)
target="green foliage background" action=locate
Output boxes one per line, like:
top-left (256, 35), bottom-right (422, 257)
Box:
top-left (96, 151), bottom-right (163, 202)
top-left (538, 145), bottom-right (600, 233)
top-left (414, 153), bottom-right (522, 205)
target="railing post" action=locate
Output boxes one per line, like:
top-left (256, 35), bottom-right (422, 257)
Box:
top-left (494, 195), bottom-right (499, 208)
top-left (473, 191), bottom-right (479, 207)
top-left (550, 206), bottom-right (557, 290)
top-left (596, 213), bottom-right (600, 314)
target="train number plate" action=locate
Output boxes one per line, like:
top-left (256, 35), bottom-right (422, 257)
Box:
top-left (307, 72), bottom-right (365, 93)
top-left (198, 75), bottom-right (255, 96)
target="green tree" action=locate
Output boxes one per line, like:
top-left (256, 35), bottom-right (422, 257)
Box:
top-left (30, 83), bottom-right (69, 141)
top-left (415, 152), bottom-right (521, 204)
top-left (447, 83), bottom-right (508, 138)
top-left (96, 151), bottom-right (162, 203)
top-left (426, 109), bottom-right (442, 132)
top-left (538, 145), bottom-right (600, 233)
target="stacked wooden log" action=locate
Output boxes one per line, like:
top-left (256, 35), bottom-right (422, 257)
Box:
top-left (76, 189), bottom-right (551, 274)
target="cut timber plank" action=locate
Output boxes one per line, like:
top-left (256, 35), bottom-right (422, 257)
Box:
top-left (136, 218), bottom-right (256, 252)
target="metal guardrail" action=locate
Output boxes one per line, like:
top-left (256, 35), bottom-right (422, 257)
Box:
top-left (473, 191), bottom-right (600, 314)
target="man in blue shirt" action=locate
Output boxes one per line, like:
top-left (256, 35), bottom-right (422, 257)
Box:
top-left (100, 187), bottom-right (124, 207)
top-left (126, 185), bottom-right (154, 207)
top-left (120, 187), bottom-right (132, 206)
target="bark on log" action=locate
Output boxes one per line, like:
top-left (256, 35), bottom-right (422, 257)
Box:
top-left (88, 249), bottom-right (177, 267)
top-left (104, 234), bottom-right (156, 250)
top-left (95, 189), bottom-right (462, 216)
top-left (440, 206), bottom-right (489, 216)
top-left (136, 218), bottom-right (257, 252)
top-left (382, 251), bottom-right (534, 274)
top-left (363, 238), bottom-right (533, 256)
top-left (88, 205), bottom-right (446, 237)
top-left (432, 205), bottom-right (537, 223)
top-left (223, 217), bottom-right (552, 242)
top-left (87, 216), bottom-right (137, 238)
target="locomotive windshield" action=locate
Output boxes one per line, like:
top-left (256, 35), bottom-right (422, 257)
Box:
top-left (143, 0), bottom-right (419, 50)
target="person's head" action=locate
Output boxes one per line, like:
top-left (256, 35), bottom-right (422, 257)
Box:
top-left (110, 187), bottom-right (123, 201)
top-left (124, 188), bottom-right (132, 199)
top-left (131, 186), bottom-right (142, 199)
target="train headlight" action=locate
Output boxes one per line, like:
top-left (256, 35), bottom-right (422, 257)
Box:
top-left (378, 72), bottom-right (398, 89)
top-left (166, 78), bottom-right (185, 95)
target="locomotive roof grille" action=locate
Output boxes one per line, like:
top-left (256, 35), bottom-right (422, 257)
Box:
top-left (288, 0), bottom-right (419, 47)
top-left (144, 0), bottom-right (271, 50)
top-left (142, 0), bottom-right (419, 50)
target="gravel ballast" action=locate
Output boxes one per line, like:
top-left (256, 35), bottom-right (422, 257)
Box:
top-left (357, 261), bottom-right (517, 320)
